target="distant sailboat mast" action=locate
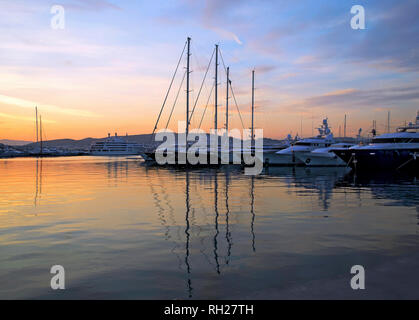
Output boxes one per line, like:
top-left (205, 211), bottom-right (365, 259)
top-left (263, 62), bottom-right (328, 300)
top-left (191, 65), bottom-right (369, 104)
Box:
top-left (39, 115), bottom-right (43, 155)
top-left (35, 106), bottom-right (39, 144)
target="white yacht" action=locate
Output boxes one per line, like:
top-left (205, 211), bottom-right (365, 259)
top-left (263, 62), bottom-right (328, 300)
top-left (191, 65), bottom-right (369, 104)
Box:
top-left (296, 143), bottom-right (355, 167)
top-left (335, 111), bottom-right (419, 171)
top-left (264, 118), bottom-right (335, 166)
top-left (90, 133), bottom-right (143, 156)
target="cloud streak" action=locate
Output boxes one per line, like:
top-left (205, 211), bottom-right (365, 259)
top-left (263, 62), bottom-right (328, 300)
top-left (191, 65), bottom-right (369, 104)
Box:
top-left (0, 112), bottom-right (56, 123)
top-left (0, 95), bottom-right (98, 118)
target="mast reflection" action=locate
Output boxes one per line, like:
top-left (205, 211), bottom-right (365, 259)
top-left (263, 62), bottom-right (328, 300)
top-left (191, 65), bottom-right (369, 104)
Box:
top-left (213, 173), bottom-right (220, 274)
top-left (34, 159), bottom-right (43, 207)
top-left (146, 166), bottom-right (263, 298)
top-left (185, 170), bottom-right (192, 297)
top-left (225, 172), bottom-right (232, 265)
top-left (250, 176), bottom-right (256, 252)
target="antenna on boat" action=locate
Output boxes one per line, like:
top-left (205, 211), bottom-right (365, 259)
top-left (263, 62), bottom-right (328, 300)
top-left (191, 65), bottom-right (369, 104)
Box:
top-left (214, 44), bottom-right (219, 131)
top-left (300, 114), bottom-right (303, 139)
top-left (387, 111), bottom-right (391, 133)
top-left (371, 120), bottom-right (377, 137)
top-left (344, 114), bottom-right (347, 138)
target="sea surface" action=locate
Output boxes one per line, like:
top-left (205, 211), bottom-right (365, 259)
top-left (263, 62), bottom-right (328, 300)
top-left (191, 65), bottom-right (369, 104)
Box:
top-left (1, 156), bottom-right (418, 299)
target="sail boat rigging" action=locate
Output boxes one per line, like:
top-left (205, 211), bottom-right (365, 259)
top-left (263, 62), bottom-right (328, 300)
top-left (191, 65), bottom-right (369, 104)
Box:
top-left (141, 37), bottom-right (256, 166)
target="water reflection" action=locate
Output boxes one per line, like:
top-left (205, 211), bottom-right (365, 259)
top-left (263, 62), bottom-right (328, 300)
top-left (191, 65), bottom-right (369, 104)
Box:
top-left (34, 159), bottom-right (44, 207)
top-left (263, 167), bottom-right (351, 211)
top-left (225, 173), bottom-right (232, 265)
top-left (250, 176), bottom-right (256, 252)
top-left (0, 157), bottom-right (418, 299)
top-left (185, 171), bottom-right (192, 297)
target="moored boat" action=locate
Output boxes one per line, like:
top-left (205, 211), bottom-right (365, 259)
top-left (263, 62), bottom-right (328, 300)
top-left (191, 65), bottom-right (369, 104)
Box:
top-left (296, 143), bottom-right (355, 167)
top-left (334, 111), bottom-right (419, 172)
top-left (90, 133), bottom-right (143, 156)
top-left (264, 118), bottom-right (335, 166)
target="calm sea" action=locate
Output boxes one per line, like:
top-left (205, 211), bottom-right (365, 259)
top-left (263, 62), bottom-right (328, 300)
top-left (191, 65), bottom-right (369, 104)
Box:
top-left (1, 156), bottom-right (418, 299)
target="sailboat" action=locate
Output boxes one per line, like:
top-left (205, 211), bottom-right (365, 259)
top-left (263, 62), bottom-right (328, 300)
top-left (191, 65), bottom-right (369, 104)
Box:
top-left (140, 37), bottom-right (288, 167)
top-left (140, 38), bottom-right (229, 166)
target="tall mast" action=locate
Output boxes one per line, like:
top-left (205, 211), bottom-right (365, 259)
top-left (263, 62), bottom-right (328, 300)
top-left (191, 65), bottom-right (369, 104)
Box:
top-left (39, 115), bottom-right (43, 155)
top-left (344, 114), bottom-right (347, 138)
top-left (251, 70), bottom-right (255, 145)
top-left (214, 44), bottom-right (218, 131)
top-left (186, 37), bottom-right (191, 137)
top-left (35, 106), bottom-right (39, 144)
top-left (225, 66), bottom-right (229, 133)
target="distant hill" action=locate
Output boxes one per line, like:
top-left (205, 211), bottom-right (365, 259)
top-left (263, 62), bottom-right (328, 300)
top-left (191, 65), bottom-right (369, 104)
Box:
top-left (0, 139), bottom-right (33, 146)
top-left (23, 134), bottom-right (155, 150)
top-left (21, 134), bottom-right (283, 150)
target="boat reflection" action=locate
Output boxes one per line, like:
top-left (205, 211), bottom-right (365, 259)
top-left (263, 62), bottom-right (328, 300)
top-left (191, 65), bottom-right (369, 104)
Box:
top-left (34, 159), bottom-right (43, 207)
top-left (263, 166), bottom-right (352, 210)
top-left (337, 171), bottom-right (419, 208)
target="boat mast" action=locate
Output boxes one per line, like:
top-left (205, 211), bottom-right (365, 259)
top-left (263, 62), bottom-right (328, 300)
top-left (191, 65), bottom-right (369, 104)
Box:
top-left (214, 44), bottom-right (218, 131)
top-left (251, 70), bottom-right (255, 145)
top-left (225, 66), bottom-right (229, 133)
top-left (186, 37), bottom-right (191, 137)
top-left (300, 114), bottom-right (303, 138)
top-left (39, 115), bottom-right (43, 155)
top-left (35, 106), bottom-right (39, 144)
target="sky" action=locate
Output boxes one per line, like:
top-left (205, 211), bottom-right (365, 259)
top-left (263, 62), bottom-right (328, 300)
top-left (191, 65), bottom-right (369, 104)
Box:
top-left (0, 0), bottom-right (418, 141)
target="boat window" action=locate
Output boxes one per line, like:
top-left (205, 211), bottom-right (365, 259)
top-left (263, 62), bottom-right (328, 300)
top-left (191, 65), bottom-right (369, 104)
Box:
top-left (373, 138), bottom-right (419, 143)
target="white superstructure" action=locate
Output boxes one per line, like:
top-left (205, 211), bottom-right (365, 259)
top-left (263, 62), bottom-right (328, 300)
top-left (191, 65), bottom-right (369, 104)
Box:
top-left (265, 118), bottom-right (335, 165)
top-left (90, 133), bottom-right (143, 156)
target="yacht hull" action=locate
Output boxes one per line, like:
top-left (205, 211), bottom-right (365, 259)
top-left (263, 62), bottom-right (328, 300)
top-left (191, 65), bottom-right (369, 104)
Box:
top-left (140, 151), bottom-right (222, 167)
top-left (90, 151), bottom-right (141, 156)
top-left (296, 152), bottom-right (347, 167)
top-left (263, 151), bottom-right (305, 166)
top-left (335, 149), bottom-right (419, 172)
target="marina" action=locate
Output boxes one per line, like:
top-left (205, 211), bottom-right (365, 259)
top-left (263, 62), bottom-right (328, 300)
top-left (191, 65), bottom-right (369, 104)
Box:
top-left (1, 112), bottom-right (418, 173)
top-left (1, 0), bottom-right (419, 303)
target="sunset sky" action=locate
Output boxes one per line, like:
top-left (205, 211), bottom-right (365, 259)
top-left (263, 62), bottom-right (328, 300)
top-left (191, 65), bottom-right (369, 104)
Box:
top-left (1, 0), bottom-right (418, 141)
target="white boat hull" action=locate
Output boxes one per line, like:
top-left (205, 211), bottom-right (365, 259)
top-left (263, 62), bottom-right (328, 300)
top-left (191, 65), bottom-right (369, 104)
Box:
top-left (90, 150), bottom-right (141, 156)
top-left (296, 152), bottom-right (347, 167)
top-left (264, 151), bottom-right (305, 166)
